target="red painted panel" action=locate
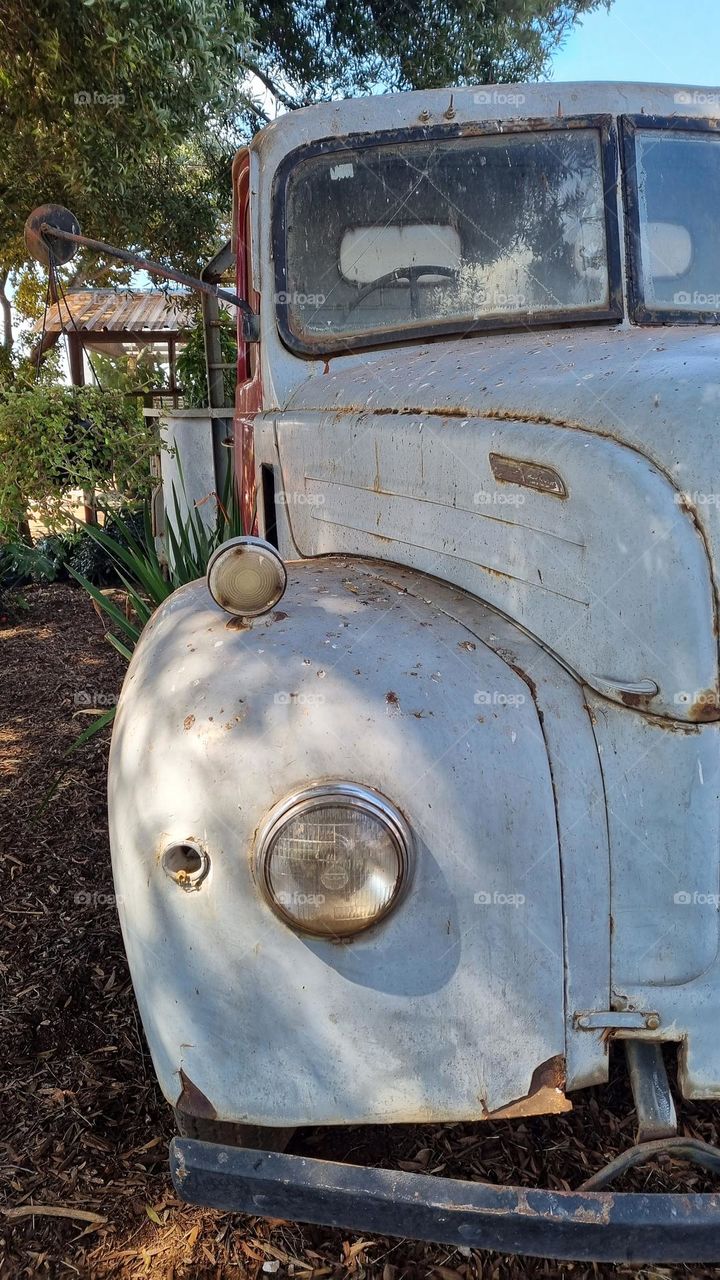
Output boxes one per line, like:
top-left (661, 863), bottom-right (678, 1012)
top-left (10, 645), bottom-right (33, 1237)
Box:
top-left (233, 148), bottom-right (262, 534)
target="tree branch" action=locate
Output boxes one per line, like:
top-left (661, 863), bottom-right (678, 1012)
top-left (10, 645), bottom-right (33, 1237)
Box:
top-left (244, 60), bottom-right (301, 111)
top-left (0, 272), bottom-right (13, 352)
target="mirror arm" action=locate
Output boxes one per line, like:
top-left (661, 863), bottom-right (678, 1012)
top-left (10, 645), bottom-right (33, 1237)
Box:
top-left (38, 222), bottom-right (260, 342)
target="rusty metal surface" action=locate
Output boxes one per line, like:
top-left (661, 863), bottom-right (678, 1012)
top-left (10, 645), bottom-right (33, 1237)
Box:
top-left (108, 556), bottom-right (579, 1126)
top-left (274, 401), bottom-right (717, 723)
top-left (585, 690), bottom-right (720, 1098)
top-left (352, 557), bottom-right (611, 1094)
top-left (486, 1054), bottom-right (572, 1119)
top-left (176, 1070), bottom-right (217, 1120)
top-left (624, 1040), bottom-right (677, 1143)
top-left (489, 452), bottom-right (567, 497)
top-left (170, 1137), bottom-right (720, 1262)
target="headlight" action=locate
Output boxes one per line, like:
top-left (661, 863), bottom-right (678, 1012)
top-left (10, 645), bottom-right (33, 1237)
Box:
top-left (256, 783), bottom-right (413, 937)
top-left (207, 536), bottom-right (286, 618)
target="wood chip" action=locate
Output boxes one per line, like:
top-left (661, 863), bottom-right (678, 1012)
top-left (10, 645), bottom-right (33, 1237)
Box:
top-left (3, 1205), bottom-right (108, 1225)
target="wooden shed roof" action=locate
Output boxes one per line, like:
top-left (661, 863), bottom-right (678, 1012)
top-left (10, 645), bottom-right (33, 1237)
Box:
top-left (38, 289), bottom-right (194, 335)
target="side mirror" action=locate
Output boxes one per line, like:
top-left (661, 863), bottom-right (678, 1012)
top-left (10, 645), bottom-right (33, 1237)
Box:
top-left (24, 204), bottom-right (81, 266)
top-left (24, 203), bottom-right (260, 342)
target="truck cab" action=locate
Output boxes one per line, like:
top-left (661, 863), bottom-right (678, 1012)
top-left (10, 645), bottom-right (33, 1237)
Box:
top-left (108, 82), bottom-right (720, 1262)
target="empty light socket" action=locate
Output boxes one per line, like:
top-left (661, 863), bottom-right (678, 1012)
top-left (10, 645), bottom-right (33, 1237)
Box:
top-left (162, 841), bottom-right (209, 890)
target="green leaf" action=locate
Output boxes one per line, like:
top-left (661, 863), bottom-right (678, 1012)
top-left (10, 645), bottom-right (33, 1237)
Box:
top-left (66, 567), bottom-right (142, 644)
top-left (85, 521), bottom-right (169, 605)
top-left (68, 702), bottom-right (117, 751)
top-left (106, 632), bottom-right (134, 661)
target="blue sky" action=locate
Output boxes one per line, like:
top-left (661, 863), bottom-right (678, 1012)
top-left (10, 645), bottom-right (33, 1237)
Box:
top-left (550, 0), bottom-right (720, 85)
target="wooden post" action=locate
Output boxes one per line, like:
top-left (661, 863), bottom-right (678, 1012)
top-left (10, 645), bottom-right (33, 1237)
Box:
top-left (68, 331), bottom-right (84, 388)
top-left (168, 335), bottom-right (178, 409)
top-left (68, 332), bottom-right (96, 525)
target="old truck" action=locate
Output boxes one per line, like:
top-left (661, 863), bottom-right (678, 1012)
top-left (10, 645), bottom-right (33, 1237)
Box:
top-left (31, 80), bottom-right (720, 1261)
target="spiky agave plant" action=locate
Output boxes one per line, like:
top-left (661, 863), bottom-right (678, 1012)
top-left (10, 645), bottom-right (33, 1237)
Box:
top-left (68, 464), bottom-right (249, 748)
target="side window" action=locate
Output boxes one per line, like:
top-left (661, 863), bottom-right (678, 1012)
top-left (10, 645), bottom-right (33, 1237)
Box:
top-left (623, 117), bottom-right (720, 322)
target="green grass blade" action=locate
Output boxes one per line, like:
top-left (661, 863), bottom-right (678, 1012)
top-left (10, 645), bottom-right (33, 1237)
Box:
top-left (67, 567), bottom-right (142, 644)
top-left (37, 701), bottom-right (118, 811)
top-left (71, 703), bottom-right (117, 748)
top-left (113, 570), bottom-right (153, 625)
top-left (106, 633), bottom-right (134, 662)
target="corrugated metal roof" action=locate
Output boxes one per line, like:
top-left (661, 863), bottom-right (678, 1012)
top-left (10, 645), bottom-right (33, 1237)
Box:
top-left (38, 289), bottom-right (195, 334)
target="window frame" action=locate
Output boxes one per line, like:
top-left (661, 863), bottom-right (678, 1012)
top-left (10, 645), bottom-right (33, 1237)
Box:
top-left (271, 114), bottom-right (624, 357)
top-left (621, 113), bottom-right (720, 326)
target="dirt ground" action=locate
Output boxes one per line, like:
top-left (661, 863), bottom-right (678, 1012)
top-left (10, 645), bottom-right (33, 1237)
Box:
top-left (2, 583), bottom-right (720, 1279)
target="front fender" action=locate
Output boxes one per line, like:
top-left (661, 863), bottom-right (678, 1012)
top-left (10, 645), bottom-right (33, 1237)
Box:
top-left (109, 556), bottom-right (576, 1126)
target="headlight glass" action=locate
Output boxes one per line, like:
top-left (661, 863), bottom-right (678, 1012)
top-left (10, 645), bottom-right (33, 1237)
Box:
top-left (257, 784), bottom-right (412, 937)
top-left (207, 536), bottom-right (286, 618)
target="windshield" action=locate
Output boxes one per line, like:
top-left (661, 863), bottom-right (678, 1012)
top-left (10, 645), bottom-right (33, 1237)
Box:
top-left (278, 127), bottom-right (613, 350)
top-left (632, 129), bottom-right (720, 315)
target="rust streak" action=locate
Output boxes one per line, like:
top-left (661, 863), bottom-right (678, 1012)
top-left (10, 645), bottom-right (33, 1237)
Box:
top-left (175, 1069), bottom-right (216, 1120)
top-left (617, 689), bottom-right (655, 710)
top-left (486, 1055), bottom-right (572, 1120)
top-left (489, 451), bottom-right (567, 498)
top-left (688, 688), bottom-right (720, 722)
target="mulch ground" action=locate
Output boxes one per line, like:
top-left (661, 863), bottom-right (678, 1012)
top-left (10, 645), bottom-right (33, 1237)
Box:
top-left (2, 583), bottom-right (720, 1279)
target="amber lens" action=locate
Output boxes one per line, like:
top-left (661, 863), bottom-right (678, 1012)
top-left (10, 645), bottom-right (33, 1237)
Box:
top-left (207, 539), bottom-right (286, 617)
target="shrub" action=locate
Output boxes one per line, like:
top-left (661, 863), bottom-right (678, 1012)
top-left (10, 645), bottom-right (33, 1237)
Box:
top-left (0, 385), bottom-right (158, 528)
top-left (0, 508), bottom-right (148, 589)
top-left (176, 315), bottom-right (237, 408)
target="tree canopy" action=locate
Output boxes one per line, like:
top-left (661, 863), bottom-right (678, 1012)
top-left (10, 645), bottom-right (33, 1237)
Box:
top-left (246, 0), bottom-right (608, 111)
top-left (0, 0), bottom-right (609, 353)
top-left (0, 0), bottom-right (252, 269)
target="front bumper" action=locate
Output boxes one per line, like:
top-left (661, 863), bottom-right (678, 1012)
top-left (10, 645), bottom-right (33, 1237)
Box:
top-left (170, 1138), bottom-right (720, 1263)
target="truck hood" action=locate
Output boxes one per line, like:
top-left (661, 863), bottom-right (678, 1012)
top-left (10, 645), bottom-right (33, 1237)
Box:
top-left (279, 325), bottom-right (720, 720)
top-left (287, 324), bottom-right (720, 488)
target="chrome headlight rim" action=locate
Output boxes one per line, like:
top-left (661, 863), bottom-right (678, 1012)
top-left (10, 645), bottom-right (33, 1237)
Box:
top-left (206, 535), bottom-right (287, 618)
top-left (255, 782), bottom-right (414, 938)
